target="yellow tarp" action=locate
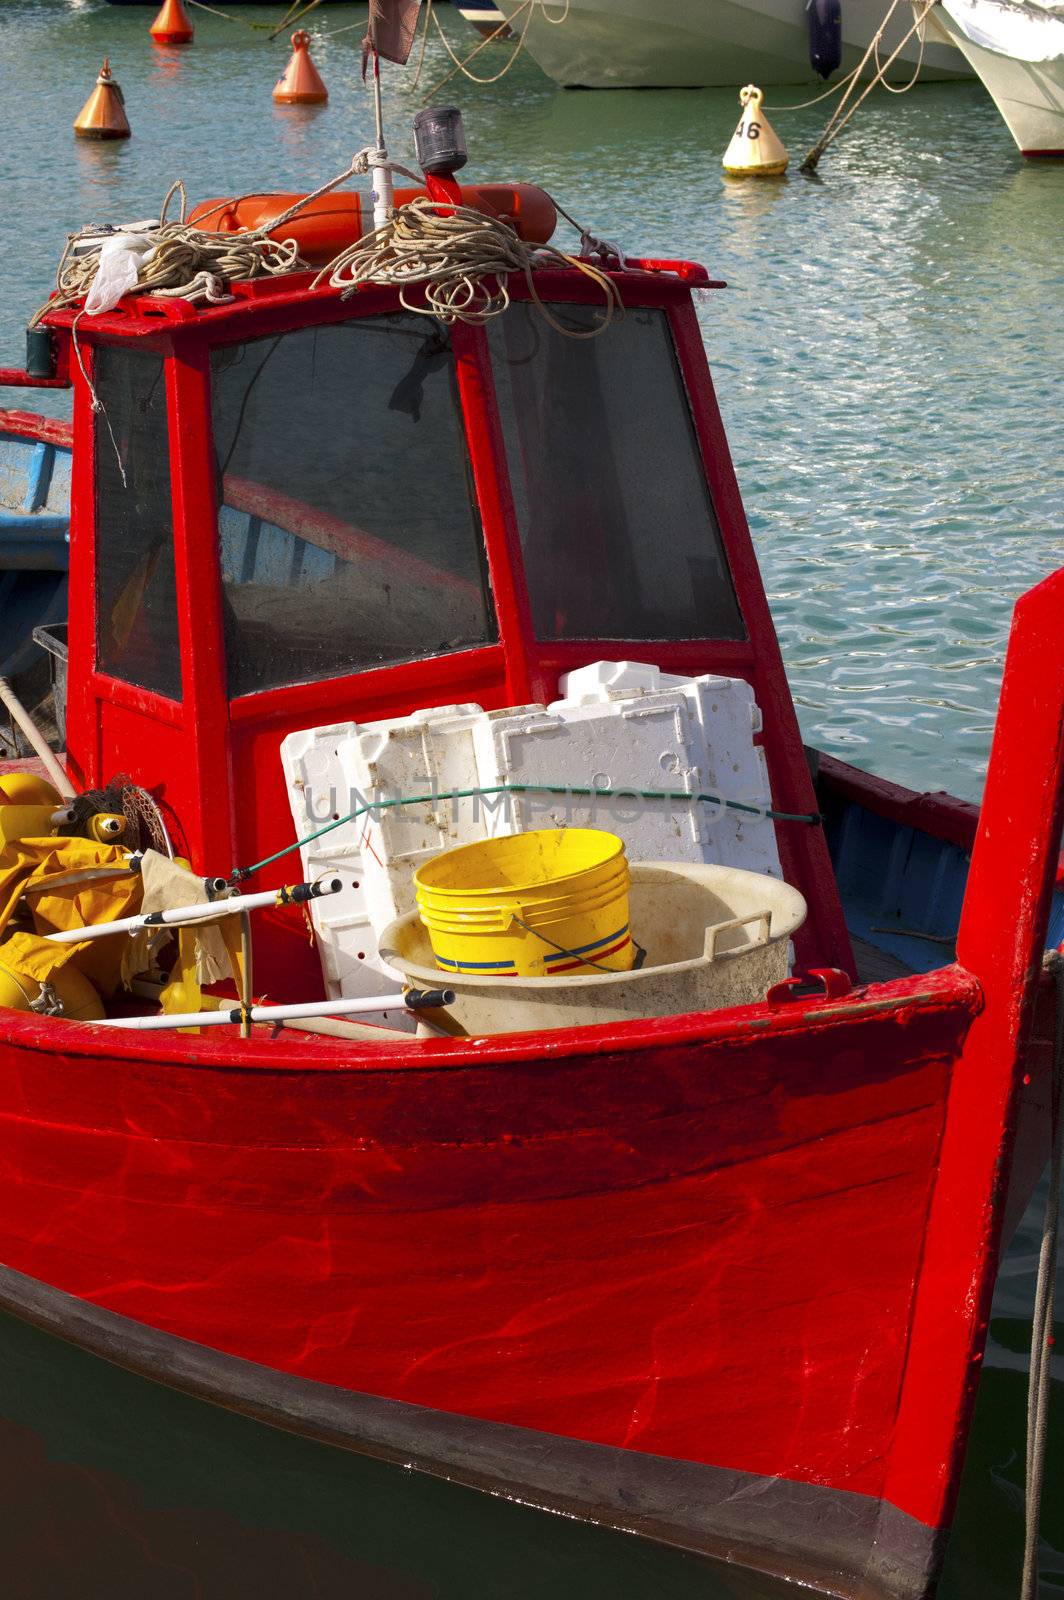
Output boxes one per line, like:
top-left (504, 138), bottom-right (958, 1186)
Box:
top-left (0, 835), bottom-right (144, 996)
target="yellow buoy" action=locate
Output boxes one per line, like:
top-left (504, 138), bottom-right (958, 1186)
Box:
top-left (0, 939), bottom-right (104, 1021)
top-left (723, 85), bottom-right (788, 178)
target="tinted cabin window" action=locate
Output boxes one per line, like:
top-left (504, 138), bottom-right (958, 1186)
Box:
top-left (94, 347), bottom-right (182, 700)
top-left (210, 318), bottom-right (496, 698)
top-left (488, 304), bottom-right (744, 642)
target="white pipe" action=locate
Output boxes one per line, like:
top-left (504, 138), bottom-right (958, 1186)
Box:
top-left (44, 878), bottom-right (342, 944)
top-left (0, 676), bottom-right (75, 800)
top-left (371, 149), bottom-right (395, 233)
top-left (93, 988), bottom-right (454, 1032)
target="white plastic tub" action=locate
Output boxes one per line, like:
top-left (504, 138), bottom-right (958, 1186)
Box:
top-left (378, 860), bottom-right (806, 1035)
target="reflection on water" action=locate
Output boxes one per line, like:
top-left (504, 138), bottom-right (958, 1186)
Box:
top-left (0, 1308), bottom-right (786, 1600)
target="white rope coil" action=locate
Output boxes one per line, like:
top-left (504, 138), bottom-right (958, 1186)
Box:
top-left (29, 180), bottom-right (311, 328)
top-left (314, 195), bottom-right (622, 334)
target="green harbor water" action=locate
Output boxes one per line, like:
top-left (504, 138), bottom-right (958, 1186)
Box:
top-left (0, 2), bottom-right (1061, 1595)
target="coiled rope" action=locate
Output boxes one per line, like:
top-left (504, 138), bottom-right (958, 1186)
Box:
top-left (315, 195), bottom-right (621, 332)
top-left (32, 150), bottom-right (620, 339)
top-left (28, 178), bottom-right (314, 329)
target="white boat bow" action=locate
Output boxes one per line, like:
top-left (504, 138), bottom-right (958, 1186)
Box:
top-left (931, 0), bottom-right (1064, 150)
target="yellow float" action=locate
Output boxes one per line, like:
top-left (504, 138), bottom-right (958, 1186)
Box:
top-left (723, 85), bottom-right (789, 178)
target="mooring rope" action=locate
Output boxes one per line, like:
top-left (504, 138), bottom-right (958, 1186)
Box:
top-left (413, 0), bottom-right (570, 100)
top-left (267, 0), bottom-right (326, 40)
top-left (183, 0), bottom-right (276, 30)
top-left (800, 0), bottom-right (936, 171)
top-left (763, 59), bottom-right (865, 114)
top-left (1022, 947), bottom-right (1064, 1600)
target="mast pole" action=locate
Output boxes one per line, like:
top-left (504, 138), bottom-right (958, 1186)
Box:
top-left (369, 14), bottom-right (394, 233)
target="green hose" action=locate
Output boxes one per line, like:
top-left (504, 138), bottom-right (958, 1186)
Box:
top-left (230, 782), bottom-right (821, 884)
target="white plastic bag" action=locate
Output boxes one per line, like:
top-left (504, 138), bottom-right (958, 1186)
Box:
top-left (83, 225), bottom-right (158, 316)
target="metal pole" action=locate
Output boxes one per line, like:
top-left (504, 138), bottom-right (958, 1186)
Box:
top-left (369, 24), bottom-right (394, 232)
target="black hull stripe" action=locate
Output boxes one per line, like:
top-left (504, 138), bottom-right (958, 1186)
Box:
top-left (0, 1259), bottom-right (943, 1600)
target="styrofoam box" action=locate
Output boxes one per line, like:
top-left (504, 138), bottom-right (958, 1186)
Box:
top-left (280, 663), bottom-right (780, 1000)
top-left (281, 705), bottom-right (483, 1006)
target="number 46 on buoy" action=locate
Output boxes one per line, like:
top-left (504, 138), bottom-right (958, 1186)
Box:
top-left (723, 85), bottom-right (789, 177)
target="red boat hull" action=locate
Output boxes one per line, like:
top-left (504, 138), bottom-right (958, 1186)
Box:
top-left (1, 553), bottom-right (1062, 1597)
top-left (0, 949), bottom-right (1056, 1598)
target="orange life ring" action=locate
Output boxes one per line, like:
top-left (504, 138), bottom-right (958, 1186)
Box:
top-left (188, 184), bottom-right (557, 267)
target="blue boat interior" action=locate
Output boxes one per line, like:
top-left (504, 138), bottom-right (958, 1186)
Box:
top-left (0, 427), bottom-right (70, 684)
top-left (822, 786), bottom-right (1064, 977)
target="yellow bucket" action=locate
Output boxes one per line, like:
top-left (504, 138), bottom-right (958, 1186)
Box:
top-left (415, 829), bottom-right (636, 979)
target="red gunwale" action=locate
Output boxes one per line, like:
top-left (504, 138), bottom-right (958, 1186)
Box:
top-left (0, 408), bottom-right (73, 449)
top-left (817, 752), bottom-right (981, 854)
top-left (0, 958), bottom-right (971, 1072)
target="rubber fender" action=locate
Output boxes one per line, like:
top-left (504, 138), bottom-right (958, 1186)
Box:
top-left (807, 0), bottom-right (842, 79)
top-left (0, 773), bottom-right (61, 807)
top-left (0, 947), bottom-right (104, 1020)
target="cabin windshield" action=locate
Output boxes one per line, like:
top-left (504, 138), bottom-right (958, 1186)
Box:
top-left (487, 303), bottom-right (744, 643)
top-left (210, 316), bottom-right (496, 698)
top-left (94, 346), bottom-right (183, 701)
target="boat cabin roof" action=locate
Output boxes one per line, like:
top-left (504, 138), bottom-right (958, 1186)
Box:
top-left (41, 263), bottom-right (850, 995)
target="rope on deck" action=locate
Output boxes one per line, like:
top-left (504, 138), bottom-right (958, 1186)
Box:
top-left (315, 195), bottom-right (621, 332)
top-left (27, 178), bottom-right (319, 329)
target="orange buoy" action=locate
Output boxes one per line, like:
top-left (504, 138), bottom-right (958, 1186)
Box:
top-left (150, 0), bottom-right (194, 45)
top-left (273, 30), bottom-right (328, 106)
top-left (74, 58), bottom-right (131, 141)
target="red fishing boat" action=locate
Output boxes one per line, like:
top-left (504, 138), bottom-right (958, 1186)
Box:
top-left (0, 125), bottom-right (1060, 1600)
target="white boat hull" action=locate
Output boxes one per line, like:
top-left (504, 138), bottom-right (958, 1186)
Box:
top-left (930, 5), bottom-right (1064, 151)
top-left (497, 0), bottom-right (970, 87)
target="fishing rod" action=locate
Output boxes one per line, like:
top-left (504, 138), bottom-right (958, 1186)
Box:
top-left (94, 987), bottom-right (455, 1033)
top-left (43, 878), bottom-right (343, 944)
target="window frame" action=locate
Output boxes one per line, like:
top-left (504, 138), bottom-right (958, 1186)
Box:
top-left (484, 298), bottom-right (746, 649)
top-left (90, 341), bottom-right (184, 705)
top-left (207, 315), bottom-right (500, 700)
top-left (61, 273), bottom-right (846, 972)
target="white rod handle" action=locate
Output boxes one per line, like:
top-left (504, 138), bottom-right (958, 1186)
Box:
top-left (44, 879), bottom-right (342, 944)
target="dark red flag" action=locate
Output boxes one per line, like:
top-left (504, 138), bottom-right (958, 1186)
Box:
top-left (364, 0), bottom-right (423, 67)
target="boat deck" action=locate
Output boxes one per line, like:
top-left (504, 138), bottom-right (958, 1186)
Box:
top-left (851, 936), bottom-right (916, 985)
